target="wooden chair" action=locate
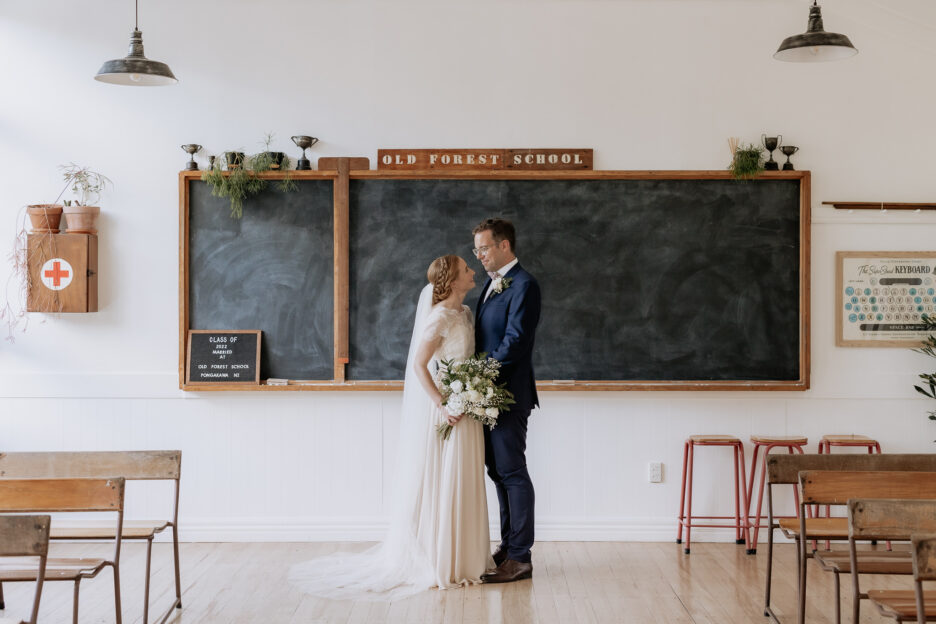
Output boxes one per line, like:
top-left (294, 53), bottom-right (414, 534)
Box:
top-left (0, 515), bottom-right (50, 624)
top-left (0, 451), bottom-right (182, 624)
top-left (761, 453), bottom-right (936, 624)
top-left (847, 500), bottom-right (936, 624)
top-left (798, 473), bottom-right (936, 624)
top-left (0, 478), bottom-right (125, 624)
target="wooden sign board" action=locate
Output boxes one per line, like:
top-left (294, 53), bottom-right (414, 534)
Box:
top-left (186, 330), bottom-right (261, 385)
top-left (318, 157), bottom-right (370, 171)
top-left (377, 148), bottom-right (593, 171)
top-left (27, 233), bottom-right (97, 313)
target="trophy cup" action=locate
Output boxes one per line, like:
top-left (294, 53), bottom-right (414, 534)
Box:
top-left (208, 155), bottom-right (216, 170)
top-left (182, 143), bottom-right (201, 171)
top-left (761, 134), bottom-right (782, 171)
top-left (780, 145), bottom-right (799, 171)
top-left (181, 144), bottom-right (202, 171)
top-left (291, 136), bottom-right (319, 170)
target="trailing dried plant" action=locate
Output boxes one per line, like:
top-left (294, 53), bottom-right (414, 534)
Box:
top-left (2, 178), bottom-right (73, 341)
top-left (202, 134), bottom-right (297, 218)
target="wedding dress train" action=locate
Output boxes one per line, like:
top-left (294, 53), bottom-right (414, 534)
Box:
top-left (289, 285), bottom-right (493, 601)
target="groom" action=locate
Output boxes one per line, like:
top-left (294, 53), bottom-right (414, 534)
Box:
top-left (471, 218), bottom-right (541, 583)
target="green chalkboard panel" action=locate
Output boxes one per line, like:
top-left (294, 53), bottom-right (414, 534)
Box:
top-left (188, 180), bottom-right (334, 380)
top-left (347, 177), bottom-right (804, 383)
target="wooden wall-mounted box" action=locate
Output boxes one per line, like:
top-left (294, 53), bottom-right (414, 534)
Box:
top-left (26, 233), bottom-right (98, 313)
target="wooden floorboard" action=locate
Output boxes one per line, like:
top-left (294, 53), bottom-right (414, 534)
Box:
top-left (0, 541), bottom-right (917, 623)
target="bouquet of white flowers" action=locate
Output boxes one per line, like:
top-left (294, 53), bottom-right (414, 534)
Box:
top-left (435, 353), bottom-right (515, 440)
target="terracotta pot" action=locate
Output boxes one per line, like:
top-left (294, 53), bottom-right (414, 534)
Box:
top-left (63, 205), bottom-right (101, 234)
top-left (26, 204), bottom-right (63, 233)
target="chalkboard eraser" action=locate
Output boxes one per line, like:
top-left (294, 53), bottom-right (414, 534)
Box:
top-left (265, 378), bottom-right (289, 386)
top-left (552, 380), bottom-right (575, 384)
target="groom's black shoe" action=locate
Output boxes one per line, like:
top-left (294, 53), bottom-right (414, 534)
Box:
top-left (481, 559), bottom-right (533, 583)
top-left (492, 547), bottom-right (508, 567)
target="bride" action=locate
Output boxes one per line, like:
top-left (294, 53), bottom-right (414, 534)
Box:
top-left (289, 254), bottom-right (494, 600)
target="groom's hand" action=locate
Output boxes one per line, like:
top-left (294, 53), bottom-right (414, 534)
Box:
top-left (446, 413), bottom-right (463, 426)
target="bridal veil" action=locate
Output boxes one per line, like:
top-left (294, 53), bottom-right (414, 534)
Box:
top-left (288, 284), bottom-right (438, 601)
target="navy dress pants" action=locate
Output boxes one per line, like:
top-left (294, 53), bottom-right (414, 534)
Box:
top-left (484, 407), bottom-right (534, 563)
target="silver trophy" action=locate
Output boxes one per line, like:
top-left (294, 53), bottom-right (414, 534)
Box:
top-left (291, 136), bottom-right (319, 170)
top-left (181, 144), bottom-right (202, 171)
top-left (780, 145), bottom-right (799, 171)
top-left (761, 134), bottom-right (782, 171)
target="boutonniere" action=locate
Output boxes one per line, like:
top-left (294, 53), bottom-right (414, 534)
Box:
top-left (490, 276), bottom-right (512, 297)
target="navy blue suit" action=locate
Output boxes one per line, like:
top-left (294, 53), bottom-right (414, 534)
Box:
top-left (475, 263), bottom-right (541, 563)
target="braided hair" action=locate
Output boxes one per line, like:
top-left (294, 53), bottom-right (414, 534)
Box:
top-left (427, 254), bottom-right (461, 305)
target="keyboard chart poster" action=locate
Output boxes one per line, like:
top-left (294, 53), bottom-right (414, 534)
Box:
top-left (836, 251), bottom-right (936, 347)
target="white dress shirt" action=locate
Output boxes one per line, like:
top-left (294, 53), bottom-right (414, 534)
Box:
top-left (484, 257), bottom-right (519, 302)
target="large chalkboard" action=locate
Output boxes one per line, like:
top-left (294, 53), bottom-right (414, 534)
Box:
top-left (347, 178), bottom-right (804, 383)
top-left (188, 180), bottom-right (334, 380)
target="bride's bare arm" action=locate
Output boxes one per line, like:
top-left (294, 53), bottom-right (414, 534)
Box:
top-left (413, 336), bottom-right (444, 409)
top-left (413, 337), bottom-right (463, 424)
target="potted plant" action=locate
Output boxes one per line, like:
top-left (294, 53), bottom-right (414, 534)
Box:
top-left (255, 132), bottom-right (286, 170)
top-left (60, 163), bottom-right (111, 234)
top-left (3, 169), bottom-right (80, 339)
top-left (224, 151), bottom-right (245, 169)
top-left (728, 142), bottom-right (765, 180)
top-left (202, 134), bottom-right (297, 219)
top-left (913, 314), bottom-right (936, 439)
top-left (25, 204), bottom-right (63, 233)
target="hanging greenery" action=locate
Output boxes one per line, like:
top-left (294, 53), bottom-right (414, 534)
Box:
top-left (201, 134), bottom-right (298, 219)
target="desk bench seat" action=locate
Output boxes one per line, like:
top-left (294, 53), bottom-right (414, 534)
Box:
top-left (869, 589), bottom-right (936, 620)
top-left (51, 523), bottom-right (170, 540)
top-left (0, 557), bottom-right (108, 582)
top-left (814, 550), bottom-right (911, 575)
top-left (779, 517), bottom-right (848, 539)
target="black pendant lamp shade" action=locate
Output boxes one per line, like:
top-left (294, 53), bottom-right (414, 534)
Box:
top-left (95, 1), bottom-right (177, 85)
top-left (775, 2), bottom-right (857, 62)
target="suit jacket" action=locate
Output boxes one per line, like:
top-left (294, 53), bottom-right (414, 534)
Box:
top-left (475, 263), bottom-right (541, 412)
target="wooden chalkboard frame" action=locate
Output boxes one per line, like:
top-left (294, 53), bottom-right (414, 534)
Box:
top-left (179, 167), bottom-right (811, 392)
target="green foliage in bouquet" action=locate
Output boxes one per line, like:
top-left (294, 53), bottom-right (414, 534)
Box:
top-left (435, 353), bottom-right (515, 440)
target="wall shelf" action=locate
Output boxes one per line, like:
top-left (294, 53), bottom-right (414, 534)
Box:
top-left (822, 201), bottom-right (936, 211)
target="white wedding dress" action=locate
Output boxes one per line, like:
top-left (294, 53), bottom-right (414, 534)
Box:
top-left (289, 285), bottom-right (493, 601)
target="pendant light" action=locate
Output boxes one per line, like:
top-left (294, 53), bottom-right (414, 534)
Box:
top-left (95, 0), bottom-right (177, 86)
top-left (774, 1), bottom-right (857, 62)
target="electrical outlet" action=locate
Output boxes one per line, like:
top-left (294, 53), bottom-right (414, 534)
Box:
top-left (648, 461), bottom-right (663, 483)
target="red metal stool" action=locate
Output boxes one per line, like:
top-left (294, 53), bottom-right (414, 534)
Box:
top-left (746, 434), bottom-right (808, 554)
top-left (818, 434), bottom-right (881, 455)
top-left (676, 435), bottom-right (749, 555)
top-left (817, 434), bottom-right (884, 550)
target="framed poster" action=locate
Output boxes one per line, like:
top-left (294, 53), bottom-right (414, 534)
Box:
top-left (836, 252), bottom-right (936, 347)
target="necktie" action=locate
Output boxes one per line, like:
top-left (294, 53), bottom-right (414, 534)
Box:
top-left (484, 272), bottom-right (500, 302)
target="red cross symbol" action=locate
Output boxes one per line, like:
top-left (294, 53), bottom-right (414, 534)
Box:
top-left (44, 261), bottom-right (70, 287)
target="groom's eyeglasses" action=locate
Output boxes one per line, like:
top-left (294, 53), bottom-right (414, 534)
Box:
top-left (472, 245), bottom-right (494, 257)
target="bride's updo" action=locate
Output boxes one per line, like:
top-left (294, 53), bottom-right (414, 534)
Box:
top-left (427, 255), bottom-right (461, 305)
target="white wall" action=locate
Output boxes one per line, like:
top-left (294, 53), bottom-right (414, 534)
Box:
top-left (1, 0), bottom-right (935, 542)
